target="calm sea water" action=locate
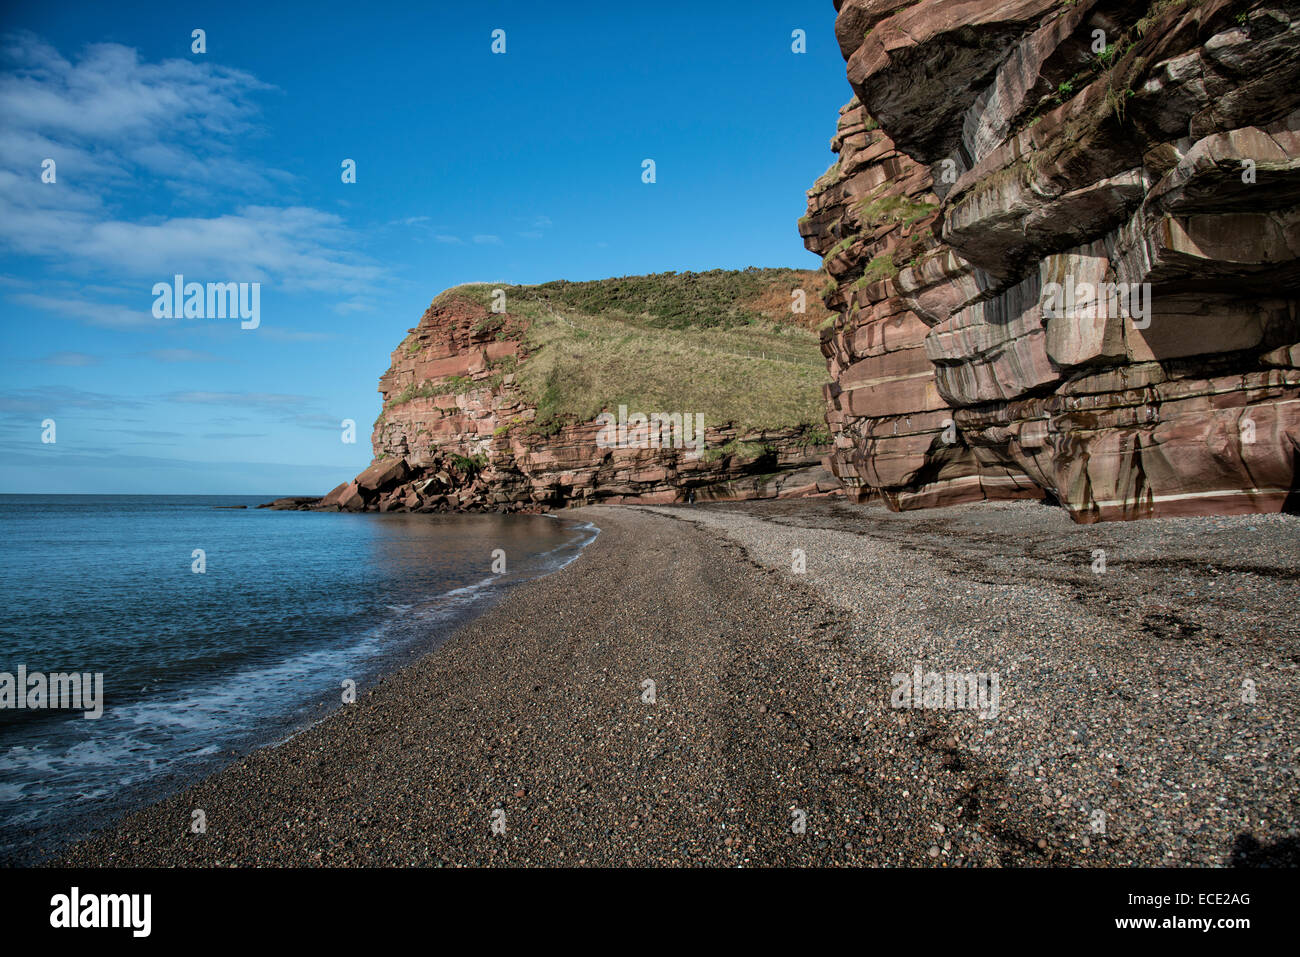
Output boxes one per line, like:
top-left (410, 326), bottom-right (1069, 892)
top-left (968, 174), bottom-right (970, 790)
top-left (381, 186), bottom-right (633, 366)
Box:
top-left (0, 495), bottom-right (596, 862)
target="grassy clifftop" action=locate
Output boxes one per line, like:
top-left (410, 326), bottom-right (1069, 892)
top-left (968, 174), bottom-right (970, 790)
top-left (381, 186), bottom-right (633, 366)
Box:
top-left (434, 268), bottom-right (832, 439)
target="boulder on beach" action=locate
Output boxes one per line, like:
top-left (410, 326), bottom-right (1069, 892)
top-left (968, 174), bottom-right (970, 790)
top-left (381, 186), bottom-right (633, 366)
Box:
top-left (355, 457), bottom-right (410, 493)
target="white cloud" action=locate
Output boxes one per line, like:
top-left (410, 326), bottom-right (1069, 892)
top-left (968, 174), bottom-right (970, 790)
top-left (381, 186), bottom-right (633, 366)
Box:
top-left (0, 34), bottom-right (280, 200)
top-left (0, 35), bottom-right (270, 140)
top-left (11, 291), bottom-right (159, 328)
top-left (39, 351), bottom-right (100, 366)
top-left (0, 34), bottom-right (383, 313)
top-left (331, 298), bottom-right (372, 315)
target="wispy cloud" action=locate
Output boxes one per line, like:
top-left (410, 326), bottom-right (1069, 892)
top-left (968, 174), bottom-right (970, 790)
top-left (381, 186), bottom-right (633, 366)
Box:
top-left (0, 33), bottom-right (284, 198)
top-left (1, 35), bottom-right (270, 144)
top-left (161, 394), bottom-right (346, 432)
top-left (0, 446), bottom-right (348, 475)
top-left (110, 428), bottom-right (184, 439)
top-left (0, 33), bottom-right (384, 316)
top-left (515, 214), bottom-right (552, 241)
top-left (3, 202), bottom-right (384, 295)
top-left (37, 351), bottom-right (100, 366)
top-left (0, 384), bottom-right (146, 416)
top-left (11, 291), bottom-right (159, 328)
top-left (292, 412), bottom-right (348, 431)
top-left (331, 298), bottom-right (372, 315)
top-left (258, 327), bottom-right (336, 343)
top-left (167, 390), bottom-right (317, 411)
top-left (142, 348), bottom-right (226, 363)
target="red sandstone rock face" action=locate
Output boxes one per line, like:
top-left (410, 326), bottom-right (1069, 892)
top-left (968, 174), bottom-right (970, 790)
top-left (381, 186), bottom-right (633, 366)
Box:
top-left (312, 295), bottom-right (836, 513)
top-left (806, 0), bottom-right (1300, 521)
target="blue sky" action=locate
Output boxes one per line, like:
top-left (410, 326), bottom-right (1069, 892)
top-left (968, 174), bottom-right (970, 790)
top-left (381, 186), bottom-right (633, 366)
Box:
top-left (0, 0), bottom-right (848, 494)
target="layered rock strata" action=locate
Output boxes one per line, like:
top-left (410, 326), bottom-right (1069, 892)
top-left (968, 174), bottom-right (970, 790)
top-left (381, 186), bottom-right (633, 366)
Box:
top-left (308, 294), bottom-right (835, 513)
top-left (803, 0), bottom-right (1300, 521)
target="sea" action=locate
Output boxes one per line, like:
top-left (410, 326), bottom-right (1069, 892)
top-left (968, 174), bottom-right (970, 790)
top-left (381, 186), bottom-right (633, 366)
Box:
top-left (0, 494), bottom-right (597, 863)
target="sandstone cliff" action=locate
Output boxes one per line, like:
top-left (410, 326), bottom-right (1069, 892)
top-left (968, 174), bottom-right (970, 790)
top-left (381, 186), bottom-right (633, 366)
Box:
top-left (803, 0), bottom-right (1300, 521)
top-left (310, 271), bottom-right (838, 512)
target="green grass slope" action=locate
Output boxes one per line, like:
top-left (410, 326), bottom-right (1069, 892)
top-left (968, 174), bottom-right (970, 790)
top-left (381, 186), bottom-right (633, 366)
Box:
top-left (435, 268), bottom-right (832, 440)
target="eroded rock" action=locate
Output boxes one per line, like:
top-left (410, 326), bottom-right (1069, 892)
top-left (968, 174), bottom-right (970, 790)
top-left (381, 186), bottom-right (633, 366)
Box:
top-left (806, 0), bottom-right (1300, 522)
top-left (303, 294), bottom-right (835, 513)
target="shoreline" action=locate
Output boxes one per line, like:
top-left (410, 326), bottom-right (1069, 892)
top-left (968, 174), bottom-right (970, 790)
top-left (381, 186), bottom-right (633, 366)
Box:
top-left (3, 508), bottom-right (599, 867)
top-left (55, 500), bottom-right (1299, 867)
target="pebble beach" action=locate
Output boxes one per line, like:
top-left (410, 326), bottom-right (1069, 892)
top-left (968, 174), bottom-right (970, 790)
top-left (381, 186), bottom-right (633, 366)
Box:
top-left (59, 500), bottom-right (1299, 867)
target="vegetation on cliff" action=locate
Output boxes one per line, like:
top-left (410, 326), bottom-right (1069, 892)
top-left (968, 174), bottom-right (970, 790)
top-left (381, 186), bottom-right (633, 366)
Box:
top-left (433, 269), bottom-right (832, 439)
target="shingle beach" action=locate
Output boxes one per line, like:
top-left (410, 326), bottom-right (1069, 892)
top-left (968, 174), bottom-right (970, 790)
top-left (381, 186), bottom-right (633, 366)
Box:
top-left (61, 501), bottom-right (1299, 866)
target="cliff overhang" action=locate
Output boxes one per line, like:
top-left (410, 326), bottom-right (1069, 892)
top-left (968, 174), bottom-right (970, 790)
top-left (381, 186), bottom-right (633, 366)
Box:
top-left (805, 0), bottom-right (1300, 522)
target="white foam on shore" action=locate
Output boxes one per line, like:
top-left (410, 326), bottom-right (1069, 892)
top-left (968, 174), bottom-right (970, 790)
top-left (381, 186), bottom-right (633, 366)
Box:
top-left (0, 515), bottom-right (603, 861)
